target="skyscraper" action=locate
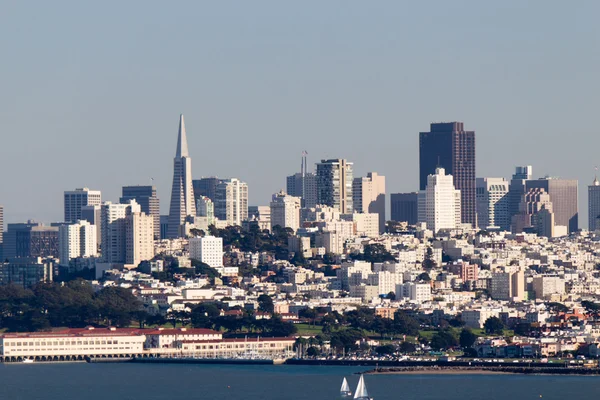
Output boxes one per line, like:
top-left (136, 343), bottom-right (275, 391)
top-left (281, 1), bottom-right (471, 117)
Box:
top-left (525, 177), bottom-right (578, 233)
top-left (508, 166), bottom-right (533, 223)
top-left (476, 177), bottom-right (510, 230)
top-left (3, 222), bottom-right (59, 259)
top-left (58, 220), bottom-right (97, 266)
top-left (511, 188), bottom-right (556, 237)
top-left (0, 205), bottom-right (3, 259)
top-left (286, 152), bottom-right (318, 209)
top-left (270, 191), bottom-right (301, 232)
top-left (64, 188), bottom-right (102, 223)
top-left (214, 178), bottom-right (248, 226)
top-left (419, 122), bottom-right (476, 227)
top-left (193, 177), bottom-right (220, 203)
top-left (353, 172), bottom-right (386, 233)
top-left (167, 114), bottom-right (196, 238)
top-left (316, 159), bottom-right (353, 214)
top-left (418, 168), bottom-right (461, 233)
top-left (588, 175), bottom-right (600, 231)
top-left (121, 185), bottom-right (160, 240)
top-left (390, 193), bottom-right (418, 224)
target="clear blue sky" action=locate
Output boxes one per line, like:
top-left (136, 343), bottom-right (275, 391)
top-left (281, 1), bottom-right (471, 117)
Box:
top-left (1, 1), bottom-right (599, 227)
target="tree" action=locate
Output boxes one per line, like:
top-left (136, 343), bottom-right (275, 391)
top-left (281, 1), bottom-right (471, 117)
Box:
top-left (513, 322), bottom-right (532, 337)
top-left (392, 310), bottom-right (420, 336)
top-left (375, 344), bottom-right (396, 355)
top-left (386, 291), bottom-right (396, 301)
top-left (417, 272), bottom-right (431, 282)
top-left (399, 341), bottom-right (417, 353)
top-left (548, 302), bottom-right (569, 313)
top-left (483, 316), bottom-right (505, 335)
top-left (422, 247), bottom-right (437, 269)
top-left (430, 330), bottom-right (458, 350)
top-left (191, 303), bottom-right (221, 328)
top-left (360, 244), bottom-right (396, 263)
top-left (306, 346), bottom-right (320, 357)
top-left (257, 294), bottom-right (275, 314)
top-left (459, 328), bottom-right (477, 348)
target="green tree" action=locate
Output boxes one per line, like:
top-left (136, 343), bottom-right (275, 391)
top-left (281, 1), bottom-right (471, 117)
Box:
top-left (459, 328), bottom-right (477, 348)
top-left (483, 316), bottom-right (505, 335)
top-left (399, 341), bottom-right (417, 353)
top-left (257, 294), bottom-right (275, 314)
top-left (392, 310), bottom-right (420, 336)
top-left (430, 330), bottom-right (458, 350)
top-left (375, 344), bottom-right (396, 355)
top-left (306, 346), bottom-right (320, 357)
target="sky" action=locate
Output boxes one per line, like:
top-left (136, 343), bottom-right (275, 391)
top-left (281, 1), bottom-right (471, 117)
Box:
top-left (1, 1), bottom-right (599, 227)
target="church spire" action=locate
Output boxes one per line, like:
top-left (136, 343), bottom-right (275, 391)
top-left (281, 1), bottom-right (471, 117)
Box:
top-left (176, 114), bottom-right (189, 158)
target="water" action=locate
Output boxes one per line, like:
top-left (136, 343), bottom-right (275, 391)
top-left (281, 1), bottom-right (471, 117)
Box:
top-left (1, 363), bottom-right (599, 400)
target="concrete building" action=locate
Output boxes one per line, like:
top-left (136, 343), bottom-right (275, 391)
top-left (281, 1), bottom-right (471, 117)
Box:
top-left (353, 172), bottom-right (386, 233)
top-left (511, 188), bottom-right (555, 235)
top-left (316, 159), bottom-right (353, 214)
top-left (462, 308), bottom-right (500, 329)
top-left (64, 188), bottom-right (102, 223)
top-left (121, 186), bottom-right (160, 240)
top-left (167, 115), bottom-right (196, 238)
top-left (192, 177), bottom-right (220, 204)
top-left (508, 166), bottom-right (533, 223)
top-left (368, 271), bottom-right (403, 295)
top-left (526, 177), bottom-right (578, 233)
top-left (589, 176), bottom-right (600, 231)
top-left (419, 122), bottom-right (476, 227)
top-left (58, 221), bottom-right (97, 266)
top-left (270, 191), bottom-right (301, 232)
top-left (490, 270), bottom-right (525, 301)
top-left (532, 276), bottom-right (565, 300)
top-left (125, 211), bottom-right (155, 267)
top-left (390, 192), bottom-right (418, 225)
top-left (286, 153), bottom-right (318, 208)
top-left (0, 205), bottom-right (3, 259)
top-left (476, 177), bottom-right (509, 230)
top-left (247, 206), bottom-right (271, 231)
top-left (448, 262), bottom-right (478, 282)
top-left (0, 257), bottom-right (54, 288)
top-left (189, 236), bottom-right (223, 268)
top-left (396, 282), bottom-right (431, 303)
top-left (81, 205), bottom-right (102, 248)
top-left (3, 222), bottom-right (59, 259)
top-left (214, 178), bottom-right (248, 227)
top-left (343, 213), bottom-right (379, 238)
top-left (418, 168), bottom-right (461, 233)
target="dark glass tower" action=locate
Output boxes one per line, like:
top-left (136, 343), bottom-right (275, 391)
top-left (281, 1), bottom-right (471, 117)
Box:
top-left (121, 185), bottom-right (160, 240)
top-left (419, 122), bottom-right (476, 227)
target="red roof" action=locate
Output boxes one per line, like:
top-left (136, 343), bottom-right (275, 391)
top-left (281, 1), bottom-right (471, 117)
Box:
top-left (179, 337), bottom-right (295, 344)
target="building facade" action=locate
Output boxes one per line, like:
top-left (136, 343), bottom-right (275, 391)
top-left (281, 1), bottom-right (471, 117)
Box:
top-left (270, 191), bottom-right (301, 232)
top-left (58, 220), bottom-right (97, 266)
top-left (121, 186), bottom-right (160, 240)
top-left (64, 188), bottom-right (102, 223)
top-left (3, 222), bottom-right (59, 259)
top-left (125, 211), bottom-right (155, 267)
top-left (418, 168), bottom-right (461, 233)
top-left (189, 236), bottom-right (223, 268)
top-left (286, 173), bottom-right (318, 209)
top-left (508, 166), bottom-right (533, 223)
top-left (352, 172), bottom-right (386, 233)
top-left (214, 178), bottom-right (248, 227)
top-left (390, 192), bottom-right (418, 224)
top-left (193, 177), bottom-right (220, 204)
top-left (316, 159), bottom-right (353, 214)
top-left (476, 177), bottom-right (510, 230)
top-left (419, 122), bottom-right (476, 227)
top-left (588, 176), bottom-right (600, 231)
top-left (525, 177), bottom-right (578, 233)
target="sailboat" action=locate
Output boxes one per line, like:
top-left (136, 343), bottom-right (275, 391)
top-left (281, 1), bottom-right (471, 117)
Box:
top-left (340, 377), bottom-right (352, 397)
top-left (353, 375), bottom-right (373, 400)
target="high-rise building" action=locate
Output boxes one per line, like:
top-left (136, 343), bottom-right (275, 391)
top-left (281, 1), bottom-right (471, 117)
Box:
top-left (390, 193), bottom-right (418, 224)
top-left (286, 152), bottom-right (318, 209)
top-left (490, 269), bottom-right (525, 301)
top-left (476, 177), bottom-right (510, 230)
top-left (588, 176), bottom-right (600, 231)
top-left (526, 177), bottom-right (578, 233)
top-left (196, 196), bottom-right (215, 224)
top-left (270, 191), bottom-right (301, 232)
top-left (214, 178), bottom-right (248, 226)
top-left (511, 188), bottom-right (554, 235)
top-left (58, 220), bottom-right (97, 266)
top-left (189, 236), bottom-right (223, 268)
top-left (419, 122), bottom-right (476, 227)
top-left (125, 211), bottom-right (155, 267)
top-left (121, 185), bottom-right (160, 240)
top-left (3, 222), bottom-right (59, 259)
top-left (508, 166), bottom-right (533, 222)
top-left (316, 159), bottom-right (353, 214)
top-left (418, 168), bottom-right (461, 233)
top-left (81, 205), bottom-right (102, 248)
top-left (167, 114), bottom-right (196, 238)
top-left (193, 177), bottom-right (220, 203)
top-left (0, 205), bottom-right (3, 259)
top-left (64, 188), bottom-right (101, 223)
top-left (353, 172), bottom-right (386, 233)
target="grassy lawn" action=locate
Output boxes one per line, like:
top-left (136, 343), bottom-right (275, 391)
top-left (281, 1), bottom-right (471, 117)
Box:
top-left (295, 323), bottom-right (324, 336)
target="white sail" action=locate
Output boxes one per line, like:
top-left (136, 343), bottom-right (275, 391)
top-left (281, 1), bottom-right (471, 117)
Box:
top-left (353, 375), bottom-right (370, 399)
top-left (341, 378), bottom-right (351, 393)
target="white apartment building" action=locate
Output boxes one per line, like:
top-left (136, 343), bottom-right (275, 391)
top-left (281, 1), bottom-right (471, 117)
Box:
top-left (270, 191), bottom-right (301, 232)
top-left (368, 271), bottom-right (403, 295)
top-left (352, 172), bottom-right (386, 233)
top-left (532, 276), bottom-right (565, 299)
top-left (462, 308), bottom-right (501, 329)
top-left (58, 220), bottom-right (97, 266)
top-left (476, 177), bottom-right (510, 231)
top-left (396, 282), bottom-right (431, 303)
top-left (125, 211), bottom-right (155, 266)
top-left (189, 236), bottom-right (224, 268)
top-left (349, 213), bottom-right (379, 238)
top-left (418, 168), bottom-right (461, 233)
top-left (349, 284), bottom-right (380, 302)
top-left (214, 178), bottom-right (248, 227)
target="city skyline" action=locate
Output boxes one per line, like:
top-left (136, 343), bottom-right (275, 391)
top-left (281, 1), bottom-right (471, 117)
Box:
top-left (1, 2), bottom-right (599, 227)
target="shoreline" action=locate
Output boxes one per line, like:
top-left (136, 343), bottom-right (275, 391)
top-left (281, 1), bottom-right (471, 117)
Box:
top-left (363, 366), bottom-right (600, 376)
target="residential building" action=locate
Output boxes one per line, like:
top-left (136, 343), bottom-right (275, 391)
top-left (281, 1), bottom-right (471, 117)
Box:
top-left (125, 211), bottom-right (155, 267)
top-left (58, 221), bottom-right (97, 266)
top-left (189, 236), bottom-right (223, 268)
top-left (214, 178), bottom-right (248, 226)
top-left (476, 177), bottom-right (510, 230)
top-left (316, 159), bottom-right (353, 214)
top-left (270, 191), bottom-right (301, 232)
top-left (589, 175), bottom-right (600, 231)
top-left (418, 168), bottom-right (461, 233)
top-left (508, 166), bottom-right (533, 223)
top-left (390, 192), bottom-right (418, 225)
top-left (121, 185), bottom-right (160, 240)
top-left (532, 276), bottom-right (565, 300)
top-left (0, 205), bottom-right (3, 260)
top-left (81, 205), bottom-right (102, 248)
top-left (286, 152), bottom-right (318, 208)
top-left (462, 308), bottom-right (500, 329)
top-left (419, 122), bottom-right (476, 227)
top-left (3, 222), bottom-right (59, 259)
top-left (167, 114), bottom-right (196, 238)
top-left (193, 177), bottom-right (220, 203)
top-left (343, 213), bottom-right (379, 237)
top-left (396, 282), bottom-right (431, 303)
top-left (448, 262), bottom-right (478, 282)
top-left (247, 206), bottom-right (270, 231)
top-left (490, 270), bottom-right (525, 301)
top-left (526, 177), bottom-right (578, 233)
top-left (196, 196), bottom-right (215, 226)
top-left (64, 188), bottom-right (101, 223)
top-left (353, 172), bottom-right (386, 233)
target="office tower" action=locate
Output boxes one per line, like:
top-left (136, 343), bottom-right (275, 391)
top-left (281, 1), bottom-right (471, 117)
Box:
top-left (316, 159), bottom-right (353, 214)
top-left (0, 257), bottom-right (54, 288)
top-left (419, 122), bottom-right (476, 227)
top-left (214, 178), bottom-right (248, 226)
top-left (286, 152), bottom-right (318, 208)
top-left (270, 191), bottom-right (301, 232)
top-left (476, 177), bottom-right (510, 230)
top-left (3, 222), bottom-right (59, 259)
top-left (167, 114), bottom-right (196, 238)
top-left (353, 172), bottom-right (386, 233)
top-left (81, 205), bottom-right (102, 248)
top-left (390, 193), bottom-right (418, 224)
top-left (418, 168), bottom-right (461, 233)
top-left (160, 216), bottom-right (169, 240)
top-left (189, 236), bottom-right (223, 268)
top-left (58, 220), bottom-right (97, 266)
top-left (125, 211), bottom-right (155, 266)
top-left (511, 188), bottom-right (554, 234)
top-left (0, 205), bottom-right (3, 259)
top-left (526, 177), bottom-right (578, 233)
top-left (508, 166), bottom-right (533, 223)
top-left (64, 188), bottom-right (102, 223)
top-left (588, 176), bottom-right (600, 231)
top-left (196, 196), bottom-right (215, 225)
top-left (193, 177), bottom-right (220, 203)
top-left (121, 185), bottom-right (160, 240)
